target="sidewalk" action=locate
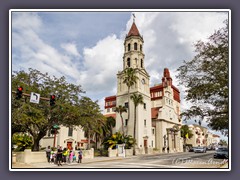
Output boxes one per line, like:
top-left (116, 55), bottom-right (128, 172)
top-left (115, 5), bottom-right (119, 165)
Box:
top-left (12, 156), bottom-right (134, 169)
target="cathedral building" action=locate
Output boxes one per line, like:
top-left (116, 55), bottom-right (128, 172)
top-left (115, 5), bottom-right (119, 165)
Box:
top-left (104, 20), bottom-right (183, 154)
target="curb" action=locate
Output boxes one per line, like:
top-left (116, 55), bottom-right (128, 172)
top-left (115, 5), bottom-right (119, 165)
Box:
top-left (68, 156), bottom-right (136, 165)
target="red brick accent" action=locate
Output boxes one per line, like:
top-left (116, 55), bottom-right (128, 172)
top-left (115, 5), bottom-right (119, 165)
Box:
top-left (151, 107), bottom-right (161, 119)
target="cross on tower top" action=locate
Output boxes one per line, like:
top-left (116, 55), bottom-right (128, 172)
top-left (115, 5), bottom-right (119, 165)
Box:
top-left (132, 13), bottom-right (136, 22)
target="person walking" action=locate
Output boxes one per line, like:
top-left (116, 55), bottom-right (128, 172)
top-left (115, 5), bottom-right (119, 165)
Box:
top-left (45, 146), bottom-right (51, 163)
top-left (66, 148), bottom-right (70, 163)
top-left (62, 148), bottom-right (67, 163)
top-left (57, 146), bottom-right (63, 166)
top-left (78, 149), bottom-right (83, 163)
top-left (50, 148), bottom-right (54, 163)
top-left (69, 150), bottom-right (74, 163)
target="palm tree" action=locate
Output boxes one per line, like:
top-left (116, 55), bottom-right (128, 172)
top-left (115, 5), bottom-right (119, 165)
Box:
top-left (94, 118), bottom-right (108, 149)
top-left (106, 116), bottom-right (116, 136)
top-left (130, 93), bottom-right (144, 155)
top-left (122, 67), bottom-right (138, 126)
top-left (180, 125), bottom-right (194, 152)
top-left (115, 105), bottom-right (127, 135)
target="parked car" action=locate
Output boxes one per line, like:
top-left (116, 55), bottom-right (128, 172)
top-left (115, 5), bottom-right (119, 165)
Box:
top-left (207, 146), bottom-right (214, 150)
top-left (188, 147), bottom-right (196, 152)
top-left (213, 147), bottom-right (228, 159)
top-left (194, 146), bottom-right (207, 153)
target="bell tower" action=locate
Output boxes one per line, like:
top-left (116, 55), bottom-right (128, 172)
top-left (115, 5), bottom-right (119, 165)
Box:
top-left (117, 20), bottom-right (150, 96)
top-left (116, 18), bottom-right (152, 150)
top-left (123, 21), bottom-right (145, 70)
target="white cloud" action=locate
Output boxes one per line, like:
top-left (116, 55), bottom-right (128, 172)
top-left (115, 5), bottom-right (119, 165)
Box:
top-left (60, 43), bottom-right (81, 57)
top-left (12, 12), bottom-right (81, 82)
top-left (12, 12), bottom-right (42, 32)
top-left (78, 34), bottom-right (123, 95)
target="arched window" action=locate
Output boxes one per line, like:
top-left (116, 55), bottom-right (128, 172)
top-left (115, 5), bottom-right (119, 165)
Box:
top-left (128, 43), bottom-right (131, 51)
top-left (141, 59), bottom-right (143, 68)
top-left (134, 42), bottom-right (137, 50)
top-left (68, 127), bottom-right (73, 137)
top-left (140, 45), bottom-right (142, 51)
top-left (127, 58), bottom-right (131, 67)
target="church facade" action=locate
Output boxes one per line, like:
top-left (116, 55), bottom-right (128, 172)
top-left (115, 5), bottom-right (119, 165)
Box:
top-left (104, 20), bottom-right (183, 153)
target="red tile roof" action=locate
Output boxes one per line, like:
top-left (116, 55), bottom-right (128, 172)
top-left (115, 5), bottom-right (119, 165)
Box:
top-left (105, 95), bottom-right (116, 101)
top-left (150, 84), bottom-right (163, 91)
top-left (127, 22), bottom-right (141, 37)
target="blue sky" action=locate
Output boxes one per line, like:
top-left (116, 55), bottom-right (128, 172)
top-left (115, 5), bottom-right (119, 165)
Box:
top-left (11, 10), bottom-right (229, 140)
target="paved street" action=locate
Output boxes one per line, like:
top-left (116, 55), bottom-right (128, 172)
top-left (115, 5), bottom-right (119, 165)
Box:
top-left (12, 151), bottom-right (228, 169)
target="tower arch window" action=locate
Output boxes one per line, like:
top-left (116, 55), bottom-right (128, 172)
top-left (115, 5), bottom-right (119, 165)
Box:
top-left (134, 42), bottom-right (137, 50)
top-left (127, 58), bottom-right (131, 67)
top-left (128, 43), bottom-right (131, 51)
top-left (141, 59), bottom-right (143, 68)
top-left (140, 45), bottom-right (142, 51)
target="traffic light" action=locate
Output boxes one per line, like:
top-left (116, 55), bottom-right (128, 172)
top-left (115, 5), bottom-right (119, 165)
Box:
top-left (50, 95), bottom-right (56, 106)
top-left (16, 86), bottom-right (23, 100)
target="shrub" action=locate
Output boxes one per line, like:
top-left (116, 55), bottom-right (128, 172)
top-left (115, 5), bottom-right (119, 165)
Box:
top-left (102, 132), bottom-right (136, 150)
top-left (12, 133), bottom-right (33, 151)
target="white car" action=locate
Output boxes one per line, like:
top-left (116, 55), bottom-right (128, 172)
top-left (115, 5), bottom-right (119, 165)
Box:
top-left (194, 146), bottom-right (207, 153)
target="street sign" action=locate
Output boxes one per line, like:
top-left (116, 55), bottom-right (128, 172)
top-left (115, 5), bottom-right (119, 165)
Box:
top-left (53, 124), bottom-right (59, 129)
top-left (30, 92), bottom-right (40, 104)
top-left (117, 144), bottom-right (125, 158)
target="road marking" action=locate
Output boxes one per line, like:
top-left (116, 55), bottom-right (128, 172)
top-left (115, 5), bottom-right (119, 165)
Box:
top-left (75, 162), bottom-right (188, 168)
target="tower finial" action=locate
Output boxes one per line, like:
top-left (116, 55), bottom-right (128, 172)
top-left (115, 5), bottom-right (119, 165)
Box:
top-left (132, 13), bottom-right (136, 22)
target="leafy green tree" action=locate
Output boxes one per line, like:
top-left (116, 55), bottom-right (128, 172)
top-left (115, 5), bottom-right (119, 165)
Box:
top-left (177, 21), bottom-right (229, 135)
top-left (78, 96), bottom-right (105, 149)
top-left (115, 105), bottom-right (127, 135)
top-left (130, 93), bottom-right (144, 155)
top-left (180, 125), bottom-right (194, 152)
top-left (122, 68), bottom-right (138, 125)
top-left (12, 68), bottom-right (84, 151)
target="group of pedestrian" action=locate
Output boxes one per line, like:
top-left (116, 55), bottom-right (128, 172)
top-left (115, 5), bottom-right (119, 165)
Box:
top-left (45, 146), bottom-right (83, 166)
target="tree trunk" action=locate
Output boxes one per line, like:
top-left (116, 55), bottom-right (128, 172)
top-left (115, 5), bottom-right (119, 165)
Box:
top-left (127, 87), bottom-right (130, 127)
top-left (53, 129), bottom-right (57, 148)
top-left (88, 129), bottom-right (91, 150)
top-left (32, 130), bottom-right (46, 151)
top-left (133, 106), bottom-right (137, 155)
top-left (120, 114), bottom-right (124, 136)
top-left (32, 136), bottom-right (43, 151)
top-left (95, 133), bottom-right (98, 150)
